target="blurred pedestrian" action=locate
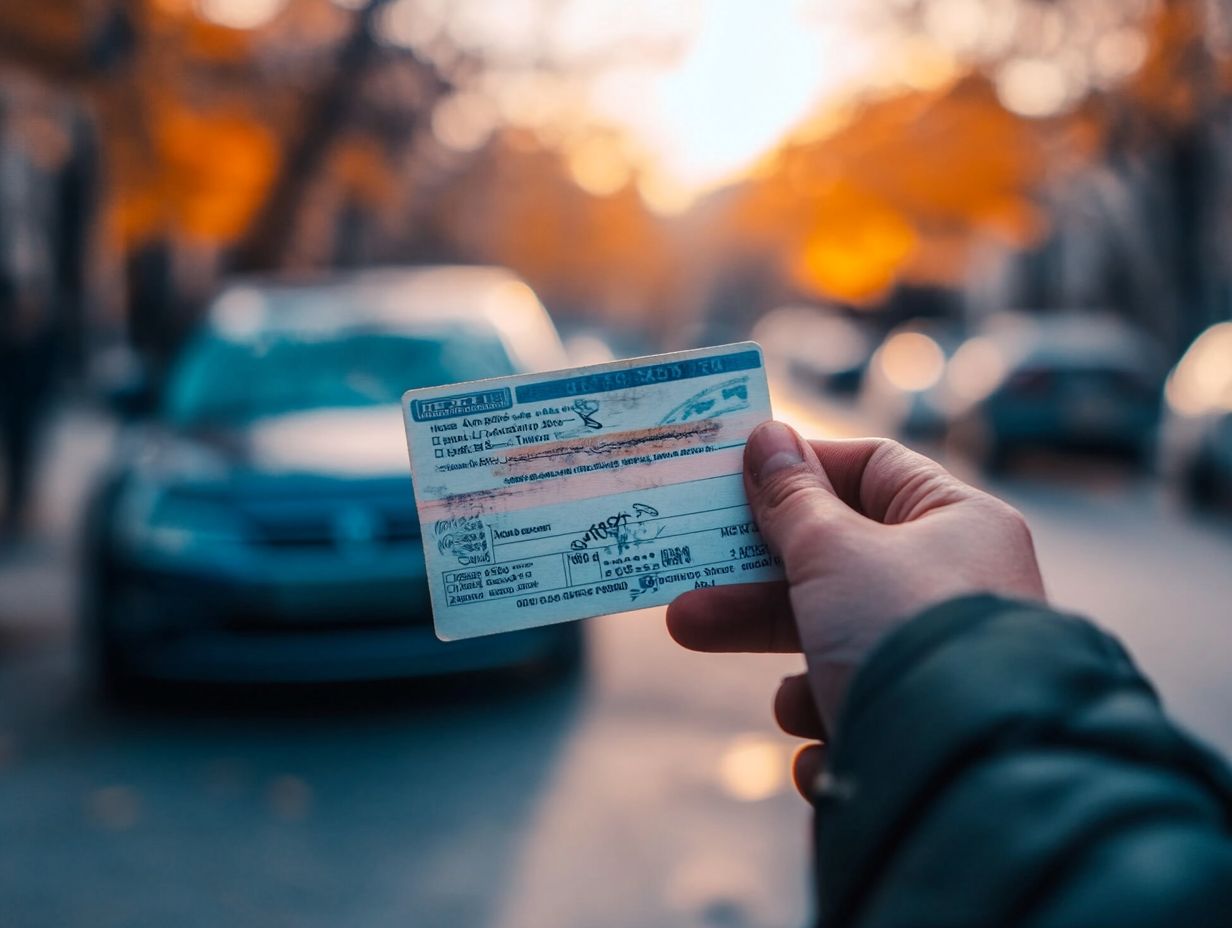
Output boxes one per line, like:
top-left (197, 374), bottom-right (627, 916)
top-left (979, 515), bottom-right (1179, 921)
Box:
top-left (670, 422), bottom-right (1232, 926)
top-left (0, 275), bottom-right (55, 544)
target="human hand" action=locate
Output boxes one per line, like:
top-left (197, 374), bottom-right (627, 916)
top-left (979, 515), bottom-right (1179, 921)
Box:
top-left (667, 422), bottom-right (1046, 794)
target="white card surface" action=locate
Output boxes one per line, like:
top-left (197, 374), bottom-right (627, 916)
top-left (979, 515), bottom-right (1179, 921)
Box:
top-left (402, 342), bottom-right (783, 640)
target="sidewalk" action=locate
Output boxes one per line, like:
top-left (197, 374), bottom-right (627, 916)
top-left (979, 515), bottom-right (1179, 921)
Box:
top-left (0, 404), bottom-right (115, 647)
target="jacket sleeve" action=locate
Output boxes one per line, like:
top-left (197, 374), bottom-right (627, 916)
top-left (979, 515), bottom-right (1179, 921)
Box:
top-left (812, 595), bottom-right (1232, 928)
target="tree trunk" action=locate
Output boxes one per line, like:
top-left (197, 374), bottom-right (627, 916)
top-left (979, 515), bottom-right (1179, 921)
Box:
top-left (228, 0), bottom-right (396, 274)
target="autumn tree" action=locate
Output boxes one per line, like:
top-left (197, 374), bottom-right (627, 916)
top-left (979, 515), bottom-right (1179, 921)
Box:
top-left (422, 128), bottom-right (676, 335)
top-left (882, 0), bottom-right (1232, 349)
top-left (0, 0), bottom-right (451, 362)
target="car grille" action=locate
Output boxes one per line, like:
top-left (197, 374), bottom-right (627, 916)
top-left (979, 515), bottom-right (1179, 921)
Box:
top-left (244, 505), bottom-right (422, 550)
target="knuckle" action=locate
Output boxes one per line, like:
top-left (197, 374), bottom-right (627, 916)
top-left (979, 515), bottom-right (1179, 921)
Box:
top-left (861, 439), bottom-right (903, 479)
top-left (872, 436), bottom-right (921, 470)
top-left (983, 497), bottom-right (1034, 544)
top-left (878, 438), bottom-right (908, 457)
top-left (1005, 506), bottom-right (1035, 545)
top-left (993, 498), bottom-right (1028, 529)
top-left (758, 466), bottom-right (825, 516)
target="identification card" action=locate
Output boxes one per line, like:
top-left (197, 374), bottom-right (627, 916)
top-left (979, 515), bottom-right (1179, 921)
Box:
top-left (402, 342), bottom-right (783, 640)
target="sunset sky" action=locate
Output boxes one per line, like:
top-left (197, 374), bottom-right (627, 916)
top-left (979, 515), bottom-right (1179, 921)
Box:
top-left (195, 0), bottom-right (886, 206)
top-left (190, 0), bottom-right (1154, 212)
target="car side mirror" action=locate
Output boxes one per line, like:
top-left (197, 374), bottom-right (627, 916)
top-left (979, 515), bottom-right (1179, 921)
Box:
top-left (94, 347), bottom-right (159, 421)
top-left (108, 376), bottom-right (158, 420)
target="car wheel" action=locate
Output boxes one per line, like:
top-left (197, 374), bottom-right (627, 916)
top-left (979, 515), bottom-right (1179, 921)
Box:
top-left (90, 597), bottom-right (139, 701)
top-left (80, 549), bottom-right (143, 701)
top-left (80, 480), bottom-right (150, 701)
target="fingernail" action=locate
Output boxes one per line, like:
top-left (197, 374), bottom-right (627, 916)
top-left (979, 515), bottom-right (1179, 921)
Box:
top-left (747, 422), bottom-right (803, 485)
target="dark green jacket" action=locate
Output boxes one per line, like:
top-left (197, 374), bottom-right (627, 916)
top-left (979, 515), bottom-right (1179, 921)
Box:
top-left (814, 595), bottom-right (1232, 927)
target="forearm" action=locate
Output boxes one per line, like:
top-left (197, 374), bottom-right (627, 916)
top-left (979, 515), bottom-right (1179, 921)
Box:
top-left (812, 596), bottom-right (1232, 927)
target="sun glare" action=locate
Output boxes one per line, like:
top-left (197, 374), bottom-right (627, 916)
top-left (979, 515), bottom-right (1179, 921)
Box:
top-left (652, 1), bottom-right (826, 185)
top-left (552, 0), bottom-right (870, 202)
top-left (426, 0), bottom-right (892, 203)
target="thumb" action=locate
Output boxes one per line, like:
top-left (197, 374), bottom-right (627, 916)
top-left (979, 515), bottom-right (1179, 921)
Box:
top-left (744, 422), bottom-right (851, 582)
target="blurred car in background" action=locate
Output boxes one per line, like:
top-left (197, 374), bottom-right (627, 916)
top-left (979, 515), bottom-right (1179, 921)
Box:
top-left (82, 266), bottom-right (583, 694)
top-left (752, 304), bottom-right (876, 396)
top-left (1159, 322), bottom-right (1232, 508)
top-left (945, 312), bottom-right (1165, 470)
top-left (859, 318), bottom-right (966, 439)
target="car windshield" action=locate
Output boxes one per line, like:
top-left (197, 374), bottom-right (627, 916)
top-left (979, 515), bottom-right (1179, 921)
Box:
top-left (165, 327), bottom-right (516, 426)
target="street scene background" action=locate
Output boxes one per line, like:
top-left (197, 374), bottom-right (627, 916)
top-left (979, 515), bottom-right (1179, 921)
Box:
top-left (3, 2), bottom-right (1232, 926)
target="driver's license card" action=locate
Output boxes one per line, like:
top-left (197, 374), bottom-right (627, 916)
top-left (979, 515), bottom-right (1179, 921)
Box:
top-left (402, 342), bottom-right (783, 640)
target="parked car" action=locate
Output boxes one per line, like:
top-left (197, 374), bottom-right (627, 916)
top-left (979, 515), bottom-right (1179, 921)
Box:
top-left (1159, 321), bottom-right (1232, 507)
top-left (752, 305), bottom-right (876, 396)
top-left (945, 312), bottom-right (1166, 469)
top-left (859, 318), bottom-right (966, 439)
top-left (82, 266), bottom-right (582, 693)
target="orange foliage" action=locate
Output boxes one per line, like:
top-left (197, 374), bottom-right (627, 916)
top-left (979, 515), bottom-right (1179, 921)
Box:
top-left (790, 180), bottom-right (917, 303)
top-left (0, 0), bottom-right (90, 67)
top-left (182, 18), bottom-right (258, 61)
top-left (104, 91), bottom-right (280, 247)
top-left (157, 104), bottom-right (281, 241)
top-left (331, 139), bottom-right (400, 209)
top-left (2, 0), bottom-right (351, 255)
top-left (432, 129), bottom-right (673, 323)
top-left (1129, 1), bottom-right (1210, 128)
top-left (733, 76), bottom-right (1049, 305)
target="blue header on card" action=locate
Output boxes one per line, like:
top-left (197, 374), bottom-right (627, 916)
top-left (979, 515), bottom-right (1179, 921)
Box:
top-left (515, 349), bottom-right (762, 403)
top-left (411, 387), bottom-right (513, 421)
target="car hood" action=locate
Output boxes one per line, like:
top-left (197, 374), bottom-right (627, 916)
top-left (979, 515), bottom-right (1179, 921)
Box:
top-left (242, 406), bottom-right (410, 477)
top-left (147, 406), bottom-right (412, 484)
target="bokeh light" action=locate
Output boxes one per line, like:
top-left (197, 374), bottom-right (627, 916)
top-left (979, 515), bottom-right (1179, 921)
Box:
top-left (431, 92), bottom-right (499, 152)
top-left (1165, 323), bottom-right (1232, 417)
top-left (947, 335), bottom-right (1009, 404)
top-left (566, 136), bottom-right (632, 196)
top-left (1093, 28), bottom-right (1149, 87)
top-left (716, 735), bottom-right (790, 802)
top-left (375, 0), bottom-right (437, 49)
top-left (196, 0), bottom-right (288, 30)
top-left (876, 332), bottom-right (947, 393)
top-left (995, 58), bottom-right (1075, 118)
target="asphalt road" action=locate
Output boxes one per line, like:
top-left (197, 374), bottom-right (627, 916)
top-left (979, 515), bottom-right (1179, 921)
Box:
top-left (1, 402), bottom-right (1230, 928)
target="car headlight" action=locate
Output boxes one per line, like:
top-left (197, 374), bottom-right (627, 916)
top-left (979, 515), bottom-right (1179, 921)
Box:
top-left (117, 485), bottom-right (247, 558)
top-left (1166, 322), bottom-right (1232, 418)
